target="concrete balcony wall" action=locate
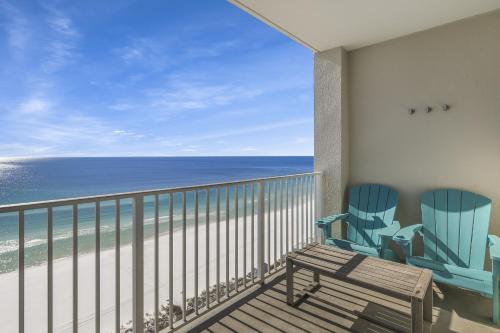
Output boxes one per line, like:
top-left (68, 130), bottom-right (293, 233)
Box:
top-left (346, 10), bottom-right (500, 249)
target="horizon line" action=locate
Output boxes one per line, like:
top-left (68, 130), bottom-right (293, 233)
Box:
top-left (0, 155), bottom-right (314, 161)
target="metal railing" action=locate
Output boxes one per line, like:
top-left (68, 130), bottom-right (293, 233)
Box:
top-left (0, 172), bottom-right (322, 332)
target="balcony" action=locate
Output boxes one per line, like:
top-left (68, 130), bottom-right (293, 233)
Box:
top-left (1, 172), bottom-right (499, 333)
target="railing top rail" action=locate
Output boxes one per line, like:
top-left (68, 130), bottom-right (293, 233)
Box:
top-left (0, 172), bottom-right (320, 213)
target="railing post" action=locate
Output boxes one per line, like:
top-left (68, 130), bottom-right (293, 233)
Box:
top-left (315, 173), bottom-right (324, 244)
top-left (132, 195), bottom-right (144, 332)
top-left (257, 181), bottom-right (266, 284)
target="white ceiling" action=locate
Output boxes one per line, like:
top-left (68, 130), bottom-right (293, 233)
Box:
top-left (229, 0), bottom-right (500, 52)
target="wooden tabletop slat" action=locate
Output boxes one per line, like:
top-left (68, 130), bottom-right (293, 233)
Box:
top-left (302, 244), bottom-right (423, 275)
top-left (296, 251), bottom-right (418, 289)
top-left (288, 243), bottom-right (432, 301)
top-left (302, 248), bottom-right (420, 284)
top-left (292, 254), bottom-right (415, 293)
top-left (294, 253), bottom-right (414, 293)
top-left (305, 245), bottom-right (422, 277)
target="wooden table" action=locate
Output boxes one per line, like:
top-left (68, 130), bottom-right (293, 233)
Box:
top-left (286, 243), bottom-right (433, 333)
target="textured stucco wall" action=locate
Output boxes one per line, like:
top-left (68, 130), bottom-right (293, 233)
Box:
top-left (314, 47), bottom-right (349, 238)
top-left (348, 10), bottom-right (500, 250)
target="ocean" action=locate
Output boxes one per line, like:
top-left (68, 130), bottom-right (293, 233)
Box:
top-left (0, 157), bottom-right (313, 273)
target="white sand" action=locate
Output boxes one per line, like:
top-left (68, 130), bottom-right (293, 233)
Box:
top-left (0, 205), bottom-right (315, 333)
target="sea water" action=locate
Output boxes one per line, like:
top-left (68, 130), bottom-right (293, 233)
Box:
top-left (0, 157), bottom-right (313, 273)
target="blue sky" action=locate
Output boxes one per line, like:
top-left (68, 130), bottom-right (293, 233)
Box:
top-left (0, 0), bottom-right (313, 157)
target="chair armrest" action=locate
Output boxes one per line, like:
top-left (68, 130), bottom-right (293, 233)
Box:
top-left (316, 213), bottom-right (350, 227)
top-left (376, 221), bottom-right (401, 239)
top-left (392, 224), bottom-right (423, 245)
top-left (489, 235), bottom-right (500, 276)
top-left (316, 213), bottom-right (349, 239)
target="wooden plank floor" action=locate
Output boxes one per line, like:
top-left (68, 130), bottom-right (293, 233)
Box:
top-left (178, 268), bottom-right (500, 333)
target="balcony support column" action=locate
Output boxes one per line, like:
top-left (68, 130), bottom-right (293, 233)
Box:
top-left (314, 47), bottom-right (349, 241)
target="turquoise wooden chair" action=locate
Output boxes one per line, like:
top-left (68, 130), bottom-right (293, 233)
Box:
top-left (316, 184), bottom-right (400, 260)
top-left (393, 189), bottom-right (500, 323)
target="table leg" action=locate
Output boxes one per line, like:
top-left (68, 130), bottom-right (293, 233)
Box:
top-left (423, 280), bottom-right (433, 323)
top-left (286, 258), bottom-right (294, 305)
top-left (411, 296), bottom-right (423, 333)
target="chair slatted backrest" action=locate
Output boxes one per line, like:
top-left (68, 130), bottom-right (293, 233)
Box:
top-left (421, 189), bottom-right (492, 269)
top-left (346, 184), bottom-right (399, 247)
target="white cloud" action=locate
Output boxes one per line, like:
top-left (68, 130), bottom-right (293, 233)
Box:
top-left (18, 97), bottom-right (51, 114)
top-left (179, 118), bottom-right (312, 143)
top-left (0, 1), bottom-right (31, 55)
top-left (120, 47), bottom-right (143, 63)
top-left (112, 129), bottom-right (144, 139)
top-left (42, 10), bottom-right (80, 73)
top-left (115, 38), bottom-right (170, 71)
top-left (293, 137), bottom-right (311, 144)
top-left (146, 77), bottom-right (263, 114)
top-left (183, 39), bottom-right (240, 58)
top-left (47, 17), bottom-right (79, 37)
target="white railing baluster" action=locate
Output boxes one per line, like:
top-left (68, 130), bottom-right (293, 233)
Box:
top-left (301, 177), bottom-right (305, 248)
top-left (225, 185), bottom-right (230, 298)
top-left (216, 187), bottom-right (220, 303)
top-left (194, 191), bottom-right (199, 315)
top-left (19, 209), bottom-right (24, 333)
top-left (182, 192), bottom-right (187, 322)
top-left (48, 207), bottom-right (53, 333)
top-left (311, 175), bottom-right (314, 241)
top-left (273, 181), bottom-right (277, 271)
top-left (306, 176), bottom-right (310, 244)
top-left (154, 194), bottom-right (160, 331)
top-left (205, 190), bottom-right (210, 309)
top-left (95, 202), bottom-right (101, 333)
top-left (286, 178), bottom-right (289, 253)
top-left (295, 177), bottom-right (300, 249)
top-left (279, 179), bottom-right (283, 265)
top-left (257, 181), bottom-right (265, 283)
top-left (168, 193), bottom-right (173, 330)
top-left (305, 176), bottom-right (308, 244)
top-left (114, 200), bottom-right (120, 333)
top-left (73, 204), bottom-right (78, 333)
top-left (243, 184), bottom-right (247, 287)
top-left (132, 196), bottom-right (144, 332)
top-left (251, 184), bottom-right (255, 284)
top-left (267, 183), bottom-right (271, 272)
top-left (234, 185), bottom-right (239, 292)
top-left (291, 178), bottom-right (295, 250)
top-left (309, 175), bottom-right (313, 243)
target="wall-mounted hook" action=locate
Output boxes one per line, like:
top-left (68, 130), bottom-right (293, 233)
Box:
top-left (409, 108), bottom-right (416, 115)
top-left (442, 104), bottom-right (450, 111)
top-left (426, 106), bottom-right (433, 113)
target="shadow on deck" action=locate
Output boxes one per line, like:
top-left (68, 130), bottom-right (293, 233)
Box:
top-left (177, 268), bottom-right (500, 333)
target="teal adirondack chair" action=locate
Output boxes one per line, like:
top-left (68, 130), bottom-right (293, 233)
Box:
top-left (393, 189), bottom-right (500, 323)
top-left (316, 184), bottom-right (400, 260)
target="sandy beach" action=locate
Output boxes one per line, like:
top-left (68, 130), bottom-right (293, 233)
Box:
top-left (0, 206), bottom-right (314, 333)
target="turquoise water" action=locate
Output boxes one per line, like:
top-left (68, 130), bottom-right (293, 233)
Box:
top-left (0, 157), bottom-right (313, 273)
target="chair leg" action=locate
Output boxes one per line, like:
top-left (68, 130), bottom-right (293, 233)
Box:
top-left (403, 242), bottom-right (413, 263)
top-left (493, 275), bottom-right (499, 324)
top-left (380, 238), bottom-right (388, 259)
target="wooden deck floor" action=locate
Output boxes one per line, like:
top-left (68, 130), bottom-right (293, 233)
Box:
top-left (178, 268), bottom-right (500, 333)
